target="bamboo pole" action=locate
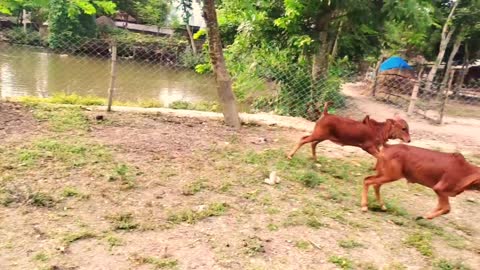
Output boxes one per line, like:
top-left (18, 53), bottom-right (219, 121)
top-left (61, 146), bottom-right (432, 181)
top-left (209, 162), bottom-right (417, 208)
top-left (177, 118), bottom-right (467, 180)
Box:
top-left (107, 40), bottom-right (117, 112)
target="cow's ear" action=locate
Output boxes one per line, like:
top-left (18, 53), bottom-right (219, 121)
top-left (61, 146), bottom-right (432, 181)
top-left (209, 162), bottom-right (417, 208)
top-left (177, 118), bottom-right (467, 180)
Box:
top-left (362, 115), bottom-right (370, 124)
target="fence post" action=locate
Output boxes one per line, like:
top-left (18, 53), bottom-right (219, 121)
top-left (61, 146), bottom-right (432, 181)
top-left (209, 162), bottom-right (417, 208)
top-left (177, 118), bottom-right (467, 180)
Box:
top-left (370, 55), bottom-right (385, 97)
top-left (107, 40), bottom-right (117, 112)
top-left (438, 69), bottom-right (455, 124)
top-left (407, 63), bottom-right (425, 116)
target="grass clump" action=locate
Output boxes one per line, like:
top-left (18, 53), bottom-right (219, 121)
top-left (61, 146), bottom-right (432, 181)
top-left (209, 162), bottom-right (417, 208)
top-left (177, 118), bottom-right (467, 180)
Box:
top-left (167, 202), bottom-right (228, 224)
top-left (61, 187), bottom-right (84, 198)
top-left (329, 255), bottom-right (354, 270)
top-left (133, 255), bottom-right (178, 269)
top-left (181, 180), bottom-right (206, 196)
top-left (339, 239), bottom-right (363, 249)
top-left (62, 230), bottom-right (96, 245)
top-left (434, 259), bottom-right (471, 270)
top-left (108, 213), bottom-right (139, 231)
top-left (109, 164), bottom-right (137, 189)
top-left (28, 192), bottom-right (55, 207)
top-left (405, 231), bottom-right (433, 257)
top-left (169, 100), bottom-right (219, 112)
top-left (33, 252), bottom-right (49, 262)
top-left (298, 171), bottom-right (324, 188)
top-left (295, 240), bottom-right (312, 250)
top-left (104, 234), bottom-right (123, 249)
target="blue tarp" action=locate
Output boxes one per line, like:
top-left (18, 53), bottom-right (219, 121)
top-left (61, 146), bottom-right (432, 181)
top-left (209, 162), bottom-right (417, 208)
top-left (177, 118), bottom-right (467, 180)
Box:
top-left (379, 56), bottom-right (412, 72)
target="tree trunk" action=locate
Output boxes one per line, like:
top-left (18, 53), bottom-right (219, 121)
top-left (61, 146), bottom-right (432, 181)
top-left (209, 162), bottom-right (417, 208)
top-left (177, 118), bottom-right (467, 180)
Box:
top-left (330, 21), bottom-right (343, 62)
top-left (311, 30), bottom-right (329, 81)
top-left (453, 44), bottom-right (469, 98)
top-left (202, 0), bottom-right (241, 129)
top-left (441, 34), bottom-right (462, 87)
top-left (424, 1), bottom-right (458, 94)
top-left (186, 24), bottom-right (197, 54)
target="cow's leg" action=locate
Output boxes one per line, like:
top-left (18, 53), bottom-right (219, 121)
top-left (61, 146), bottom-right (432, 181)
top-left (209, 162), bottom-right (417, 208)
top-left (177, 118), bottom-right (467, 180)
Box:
top-left (288, 135), bottom-right (317, 159)
top-left (310, 140), bottom-right (321, 161)
top-left (374, 184), bottom-right (387, 211)
top-left (362, 175), bottom-right (398, 212)
top-left (424, 192), bottom-right (450, 219)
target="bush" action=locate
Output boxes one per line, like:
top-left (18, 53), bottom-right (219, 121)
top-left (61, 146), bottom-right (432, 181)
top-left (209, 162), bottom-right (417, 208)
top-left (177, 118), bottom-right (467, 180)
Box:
top-left (180, 48), bottom-right (208, 70)
top-left (5, 28), bottom-right (45, 46)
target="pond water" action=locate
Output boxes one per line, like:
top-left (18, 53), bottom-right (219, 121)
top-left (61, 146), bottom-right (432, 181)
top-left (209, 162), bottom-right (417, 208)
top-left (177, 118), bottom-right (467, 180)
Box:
top-left (0, 43), bottom-right (217, 106)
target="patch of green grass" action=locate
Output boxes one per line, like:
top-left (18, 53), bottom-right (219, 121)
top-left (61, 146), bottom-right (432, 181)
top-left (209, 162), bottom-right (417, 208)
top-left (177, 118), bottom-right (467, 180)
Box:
top-left (108, 213), bottom-right (139, 231)
top-left (62, 230), bottom-right (96, 245)
top-left (0, 188), bottom-right (15, 206)
top-left (108, 164), bottom-right (136, 189)
top-left (267, 223), bottom-right (279, 231)
top-left (283, 206), bottom-right (326, 229)
top-left (33, 252), bottom-right (49, 262)
top-left (181, 180), bottom-right (206, 196)
top-left (137, 99), bottom-right (164, 108)
top-left (167, 202), bottom-right (228, 224)
top-left (295, 240), bottom-right (312, 250)
top-left (14, 139), bottom-right (111, 170)
top-left (32, 106), bottom-right (89, 132)
top-left (339, 239), bottom-right (363, 249)
top-left (329, 255), bottom-right (354, 270)
top-left (298, 171), bottom-right (325, 188)
top-left (405, 231), bottom-right (433, 257)
top-left (243, 236), bottom-right (265, 256)
top-left (434, 259), bottom-right (472, 270)
top-left (134, 255), bottom-right (178, 269)
top-left (169, 101), bottom-right (191, 110)
top-left (28, 192), bottom-right (55, 207)
top-left (104, 234), bottom-right (123, 249)
top-left (19, 93), bottom-right (105, 106)
top-left (218, 182), bottom-right (232, 193)
top-left (169, 100), bottom-right (219, 112)
top-left (61, 187), bottom-right (84, 198)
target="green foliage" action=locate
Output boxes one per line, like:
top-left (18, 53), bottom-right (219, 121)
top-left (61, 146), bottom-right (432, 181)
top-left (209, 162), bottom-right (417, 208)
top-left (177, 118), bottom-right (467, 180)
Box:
top-left (434, 259), bottom-right (472, 270)
top-left (405, 232), bottom-right (434, 257)
top-left (329, 255), bottom-right (354, 270)
top-left (5, 28), bottom-right (44, 46)
top-left (135, 0), bottom-right (170, 28)
top-left (298, 171), bottom-right (324, 188)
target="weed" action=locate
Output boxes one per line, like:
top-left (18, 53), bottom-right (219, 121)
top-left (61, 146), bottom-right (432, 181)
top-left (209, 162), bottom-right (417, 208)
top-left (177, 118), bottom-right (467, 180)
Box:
top-left (62, 230), bottom-right (96, 245)
top-left (28, 192), bottom-right (55, 207)
top-left (295, 240), bottom-right (312, 250)
top-left (267, 223), bottom-right (279, 231)
top-left (218, 182), bottom-right (232, 193)
top-left (167, 202), bottom-right (228, 224)
top-left (19, 93), bottom-right (105, 106)
top-left (108, 213), bottom-right (138, 231)
top-left (298, 171), bottom-right (324, 188)
top-left (181, 180), bottom-right (206, 196)
top-left (0, 188), bottom-right (15, 206)
top-left (169, 101), bottom-right (191, 110)
top-left (33, 252), bottom-right (49, 262)
top-left (109, 164), bottom-right (136, 189)
top-left (104, 234), bottom-right (123, 249)
top-left (434, 259), bottom-right (471, 270)
top-left (132, 255), bottom-right (178, 269)
top-left (243, 236), bottom-right (265, 256)
top-left (138, 99), bottom-right (163, 108)
top-left (61, 187), bottom-right (85, 198)
top-left (339, 239), bottom-right (363, 249)
top-left (329, 255), bottom-right (354, 270)
top-left (405, 231), bottom-right (433, 257)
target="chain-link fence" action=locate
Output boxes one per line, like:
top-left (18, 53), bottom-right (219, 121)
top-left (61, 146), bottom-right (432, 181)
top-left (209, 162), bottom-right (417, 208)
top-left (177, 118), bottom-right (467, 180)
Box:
top-left (1, 26), bottom-right (479, 123)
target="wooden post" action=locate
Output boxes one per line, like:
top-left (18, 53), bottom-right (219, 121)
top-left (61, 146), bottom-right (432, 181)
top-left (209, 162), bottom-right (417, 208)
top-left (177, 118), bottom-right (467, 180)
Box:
top-left (371, 55), bottom-right (385, 97)
top-left (107, 40), bottom-right (117, 112)
top-left (407, 63), bottom-right (425, 116)
top-left (438, 69), bottom-right (455, 124)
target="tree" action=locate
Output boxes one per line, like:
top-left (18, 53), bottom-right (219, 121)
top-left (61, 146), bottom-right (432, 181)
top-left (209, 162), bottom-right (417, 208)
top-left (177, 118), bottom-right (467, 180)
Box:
top-left (177, 0), bottom-right (196, 54)
top-left (48, 0), bottom-right (116, 49)
top-left (202, 0), bottom-right (241, 128)
top-left (135, 0), bottom-right (170, 33)
top-left (424, 0), bottom-right (459, 93)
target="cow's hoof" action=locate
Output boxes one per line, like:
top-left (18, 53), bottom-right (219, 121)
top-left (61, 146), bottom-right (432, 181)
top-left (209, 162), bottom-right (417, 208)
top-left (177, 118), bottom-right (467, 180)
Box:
top-left (361, 206), bottom-right (368, 212)
top-left (381, 205), bottom-right (387, 211)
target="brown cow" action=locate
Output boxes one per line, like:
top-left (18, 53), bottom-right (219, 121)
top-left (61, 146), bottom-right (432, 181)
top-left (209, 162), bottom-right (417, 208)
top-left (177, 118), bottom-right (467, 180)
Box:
top-left (362, 144), bottom-right (480, 219)
top-left (287, 102), bottom-right (411, 160)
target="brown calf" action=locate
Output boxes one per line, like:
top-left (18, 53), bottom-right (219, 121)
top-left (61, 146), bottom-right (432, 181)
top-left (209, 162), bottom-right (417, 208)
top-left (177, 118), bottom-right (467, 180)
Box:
top-left (362, 144), bottom-right (480, 219)
top-left (287, 102), bottom-right (411, 160)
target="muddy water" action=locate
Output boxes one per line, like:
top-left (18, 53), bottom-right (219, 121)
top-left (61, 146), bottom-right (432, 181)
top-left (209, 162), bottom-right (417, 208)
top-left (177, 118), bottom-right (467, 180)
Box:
top-left (0, 43), bottom-right (217, 106)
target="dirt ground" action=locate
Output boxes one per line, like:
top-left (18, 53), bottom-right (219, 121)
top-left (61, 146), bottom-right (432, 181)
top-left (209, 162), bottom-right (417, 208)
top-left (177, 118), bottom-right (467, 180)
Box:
top-left (0, 101), bottom-right (479, 270)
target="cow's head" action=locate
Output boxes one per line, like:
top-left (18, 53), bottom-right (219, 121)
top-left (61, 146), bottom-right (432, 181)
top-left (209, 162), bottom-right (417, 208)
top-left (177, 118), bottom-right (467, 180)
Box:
top-left (386, 114), bottom-right (411, 143)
